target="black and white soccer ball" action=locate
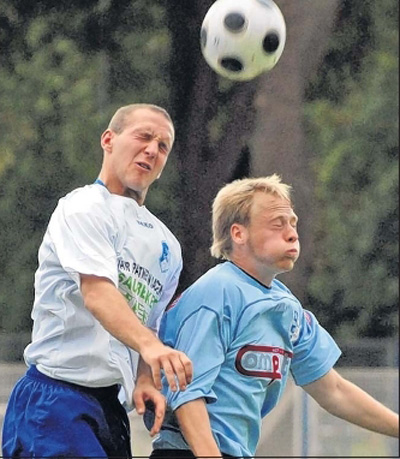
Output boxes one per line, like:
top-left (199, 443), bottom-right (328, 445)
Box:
top-left (200, 0), bottom-right (286, 81)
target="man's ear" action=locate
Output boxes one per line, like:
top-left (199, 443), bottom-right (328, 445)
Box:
top-left (231, 223), bottom-right (248, 246)
top-left (101, 129), bottom-right (113, 153)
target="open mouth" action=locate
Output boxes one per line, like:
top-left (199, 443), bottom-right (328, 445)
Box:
top-left (136, 162), bottom-right (152, 171)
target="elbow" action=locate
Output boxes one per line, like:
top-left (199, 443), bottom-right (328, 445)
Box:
top-left (318, 377), bottom-right (347, 415)
top-left (307, 370), bottom-right (347, 414)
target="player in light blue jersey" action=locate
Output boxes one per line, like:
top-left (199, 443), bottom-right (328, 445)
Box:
top-left (2, 104), bottom-right (192, 458)
top-left (149, 175), bottom-right (399, 458)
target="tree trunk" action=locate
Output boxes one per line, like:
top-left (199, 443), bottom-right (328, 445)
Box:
top-left (251, 0), bottom-right (340, 300)
top-left (166, 0), bottom-right (258, 290)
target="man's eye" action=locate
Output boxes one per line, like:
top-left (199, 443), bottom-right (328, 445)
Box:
top-left (159, 143), bottom-right (169, 153)
top-left (137, 132), bottom-right (151, 140)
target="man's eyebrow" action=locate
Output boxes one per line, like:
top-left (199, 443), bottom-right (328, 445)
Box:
top-left (132, 127), bottom-right (173, 141)
top-left (269, 212), bottom-right (298, 221)
top-left (132, 126), bottom-right (152, 132)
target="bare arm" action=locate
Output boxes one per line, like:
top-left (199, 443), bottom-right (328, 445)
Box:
top-left (303, 368), bottom-right (399, 437)
top-left (175, 398), bottom-right (222, 457)
top-left (80, 274), bottom-right (192, 391)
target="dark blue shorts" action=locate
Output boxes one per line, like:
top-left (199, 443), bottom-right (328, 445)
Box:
top-left (150, 450), bottom-right (234, 458)
top-left (2, 365), bottom-right (132, 458)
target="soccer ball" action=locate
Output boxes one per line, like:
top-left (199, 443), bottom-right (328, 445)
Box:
top-left (200, 0), bottom-right (286, 81)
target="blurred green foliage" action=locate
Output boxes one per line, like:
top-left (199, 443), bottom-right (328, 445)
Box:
top-left (305, 0), bottom-right (398, 338)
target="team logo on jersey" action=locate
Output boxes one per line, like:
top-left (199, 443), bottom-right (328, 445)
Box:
top-left (290, 310), bottom-right (300, 342)
top-left (159, 241), bottom-right (170, 273)
top-left (235, 345), bottom-right (292, 379)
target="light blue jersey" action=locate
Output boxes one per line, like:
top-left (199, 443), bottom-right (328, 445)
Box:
top-left (153, 262), bottom-right (341, 458)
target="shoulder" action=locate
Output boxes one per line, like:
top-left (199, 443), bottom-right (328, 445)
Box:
top-left (168, 262), bottom-right (259, 318)
top-left (166, 264), bottom-right (229, 314)
top-left (271, 278), bottom-right (294, 296)
top-left (48, 185), bottom-right (116, 237)
top-left (269, 279), bottom-right (302, 310)
top-left (59, 184), bottom-right (111, 215)
top-left (191, 262), bottom-right (243, 298)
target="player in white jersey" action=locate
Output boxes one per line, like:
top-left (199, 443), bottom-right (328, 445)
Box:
top-left (2, 104), bottom-right (192, 458)
top-left (149, 175), bottom-right (399, 458)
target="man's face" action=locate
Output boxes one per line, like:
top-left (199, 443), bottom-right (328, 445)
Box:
top-left (243, 192), bottom-right (300, 276)
top-left (102, 108), bottom-right (174, 199)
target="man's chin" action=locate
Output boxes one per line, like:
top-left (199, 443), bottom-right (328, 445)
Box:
top-left (278, 259), bottom-right (296, 273)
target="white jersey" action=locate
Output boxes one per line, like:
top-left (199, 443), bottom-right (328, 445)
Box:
top-left (24, 183), bottom-right (182, 409)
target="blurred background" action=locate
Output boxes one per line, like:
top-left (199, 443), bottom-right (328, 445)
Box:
top-left (0, 0), bottom-right (398, 457)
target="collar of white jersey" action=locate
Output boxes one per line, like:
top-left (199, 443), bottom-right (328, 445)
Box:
top-left (94, 178), bottom-right (107, 189)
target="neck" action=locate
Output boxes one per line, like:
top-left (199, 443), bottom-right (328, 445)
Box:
top-left (97, 172), bottom-right (146, 205)
top-left (229, 255), bottom-right (275, 287)
top-left (126, 188), bottom-right (146, 205)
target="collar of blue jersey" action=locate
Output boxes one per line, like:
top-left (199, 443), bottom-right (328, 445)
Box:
top-left (228, 261), bottom-right (272, 290)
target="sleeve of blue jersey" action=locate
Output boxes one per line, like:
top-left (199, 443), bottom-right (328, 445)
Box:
top-left (290, 309), bottom-right (342, 386)
top-left (163, 304), bottom-right (227, 412)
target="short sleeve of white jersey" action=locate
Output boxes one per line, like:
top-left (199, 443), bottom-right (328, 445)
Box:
top-left (162, 304), bottom-right (226, 411)
top-left (47, 189), bottom-right (118, 287)
top-left (290, 309), bottom-right (341, 386)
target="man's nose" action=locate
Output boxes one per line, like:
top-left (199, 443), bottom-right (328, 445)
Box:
top-left (144, 139), bottom-right (159, 156)
top-left (287, 226), bottom-right (299, 243)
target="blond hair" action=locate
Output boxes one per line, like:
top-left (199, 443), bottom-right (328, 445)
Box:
top-left (108, 103), bottom-right (174, 135)
top-left (210, 175), bottom-right (292, 260)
